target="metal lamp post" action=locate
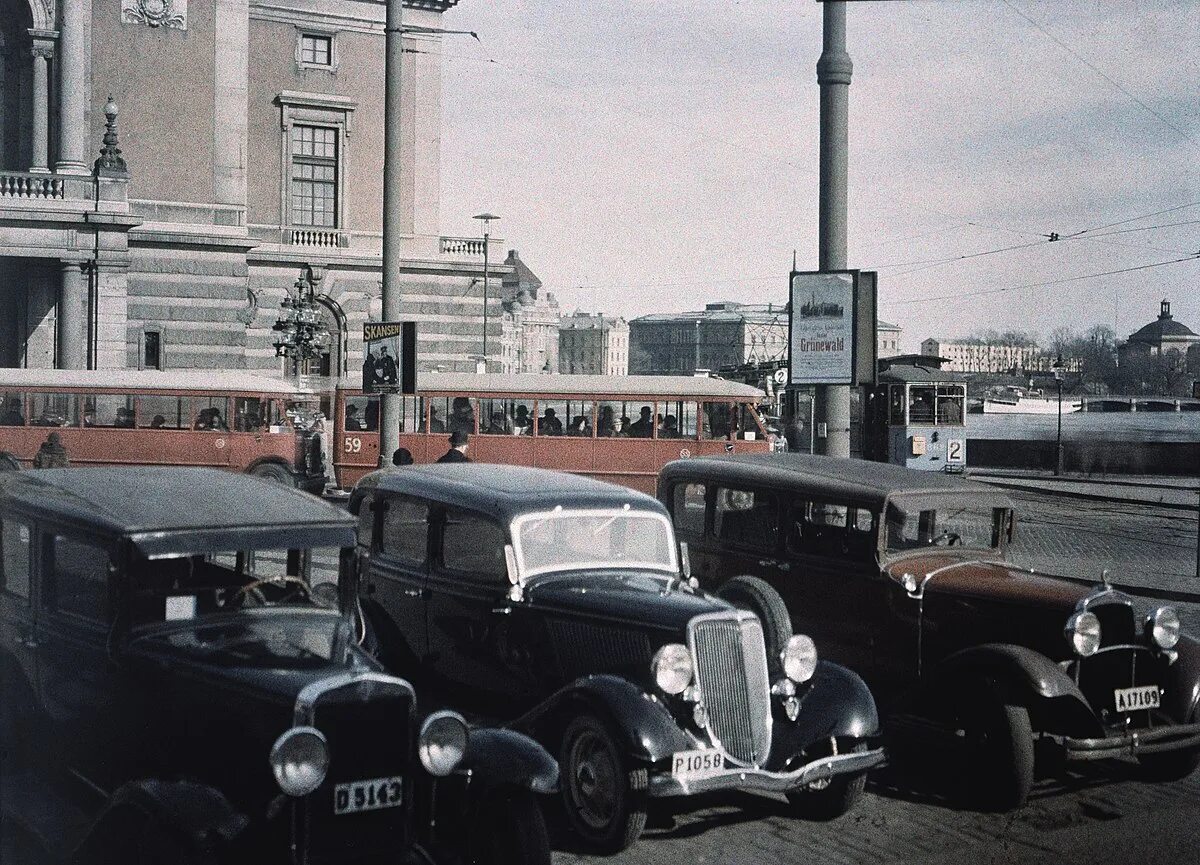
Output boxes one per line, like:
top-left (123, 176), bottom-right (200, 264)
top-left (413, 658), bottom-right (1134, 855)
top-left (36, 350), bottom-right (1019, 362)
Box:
top-left (473, 212), bottom-right (499, 372)
top-left (272, 270), bottom-right (330, 371)
top-left (1053, 354), bottom-right (1065, 476)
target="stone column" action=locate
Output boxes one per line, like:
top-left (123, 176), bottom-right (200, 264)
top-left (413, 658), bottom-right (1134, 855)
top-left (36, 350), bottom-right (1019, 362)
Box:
top-left (56, 0), bottom-right (92, 175)
top-left (213, 0), bottom-right (248, 212)
top-left (58, 261), bottom-right (88, 370)
top-left (28, 34), bottom-right (55, 174)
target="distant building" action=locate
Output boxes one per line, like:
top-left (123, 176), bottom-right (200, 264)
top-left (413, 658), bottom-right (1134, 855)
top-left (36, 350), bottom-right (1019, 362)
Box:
top-left (1118, 299), bottom-right (1200, 371)
top-left (878, 319), bottom-right (902, 358)
top-left (558, 312), bottom-right (629, 376)
top-left (629, 302), bottom-right (789, 375)
top-left (920, 337), bottom-right (1046, 374)
top-left (499, 250), bottom-right (559, 374)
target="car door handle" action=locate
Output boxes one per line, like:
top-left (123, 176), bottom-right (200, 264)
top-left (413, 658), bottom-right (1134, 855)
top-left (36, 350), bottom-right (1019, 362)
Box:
top-left (402, 588), bottom-right (421, 598)
top-left (758, 559), bottom-right (790, 572)
top-left (491, 607), bottom-right (512, 615)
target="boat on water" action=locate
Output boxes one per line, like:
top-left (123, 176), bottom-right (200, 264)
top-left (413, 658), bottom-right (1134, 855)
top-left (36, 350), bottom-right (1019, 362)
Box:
top-left (980, 385), bottom-right (1081, 414)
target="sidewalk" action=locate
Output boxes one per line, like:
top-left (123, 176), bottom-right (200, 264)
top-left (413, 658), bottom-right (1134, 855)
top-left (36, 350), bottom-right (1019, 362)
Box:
top-left (968, 468), bottom-right (1200, 511)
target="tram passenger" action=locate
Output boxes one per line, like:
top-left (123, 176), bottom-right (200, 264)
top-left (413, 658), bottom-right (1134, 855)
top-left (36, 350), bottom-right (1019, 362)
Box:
top-left (597, 405), bottom-right (616, 437)
top-left (567, 415), bottom-right (591, 437)
top-left (540, 407), bottom-right (563, 436)
top-left (514, 405), bottom-right (532, 434)
top-left (345, 404), bottom-right (364, 431)
top-left (660, 414), bottom-right (681, 438)
top-left (487, 410), bottom-right (512, 435)
top-left (449, 397), bottom-right (475, 434)
top-left (0, 398), bottom-right (23, 426)
top-left (628, 406), bottom-right (654, 438)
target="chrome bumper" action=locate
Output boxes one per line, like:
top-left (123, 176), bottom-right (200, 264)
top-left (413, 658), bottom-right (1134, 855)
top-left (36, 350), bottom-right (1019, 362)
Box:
top-left (1062, 721), bottom-right (1200, 761)
top-left (648, 747), bottom-right (886, 798)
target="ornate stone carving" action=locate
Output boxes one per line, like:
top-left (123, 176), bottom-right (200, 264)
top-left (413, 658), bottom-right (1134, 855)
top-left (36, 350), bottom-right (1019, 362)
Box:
top-left (26, 0), bottom-right (55, 31)
top-left (121, 0), bottom-right (187, 31)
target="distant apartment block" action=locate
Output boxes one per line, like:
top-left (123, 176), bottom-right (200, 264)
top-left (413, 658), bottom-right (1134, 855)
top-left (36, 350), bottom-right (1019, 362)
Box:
top-left (921, 337), bottom-right (1045, 373)
top-left (558, 312), bottom-right (629, 376)
top-left (499, 250), bottom-right (560, 374)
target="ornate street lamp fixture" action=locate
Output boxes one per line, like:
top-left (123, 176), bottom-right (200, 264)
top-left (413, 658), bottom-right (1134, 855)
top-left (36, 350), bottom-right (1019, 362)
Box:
top-left (272, 270), bottom-right (330, 363)
top-left (1052, 354), bottom-right (1065, 476)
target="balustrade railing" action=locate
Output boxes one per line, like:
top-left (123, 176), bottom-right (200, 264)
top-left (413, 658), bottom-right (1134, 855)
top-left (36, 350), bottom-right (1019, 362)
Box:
top-left (286, 227), bottom-right (347, 248)
top-left (0, 171), bottom-right (66, 200)
top-left (440, 236), bottom-right (486, 256)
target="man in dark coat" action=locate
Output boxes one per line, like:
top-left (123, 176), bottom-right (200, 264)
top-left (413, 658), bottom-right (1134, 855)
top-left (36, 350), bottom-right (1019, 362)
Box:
top-left (436, 430), bottom-right (471, 463)
top-left (376, 345), bottom-right (399, 386)
top-left (33, 432), bottom-right (69, 468)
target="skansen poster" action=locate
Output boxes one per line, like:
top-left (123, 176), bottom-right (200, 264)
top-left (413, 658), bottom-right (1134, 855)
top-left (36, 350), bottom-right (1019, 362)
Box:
top-left (789, 271), bottom-right (856, 385)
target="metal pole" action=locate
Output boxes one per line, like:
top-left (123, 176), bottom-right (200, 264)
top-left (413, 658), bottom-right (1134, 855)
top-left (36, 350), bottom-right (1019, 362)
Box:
top-left (482, 231), bottom-right (490, 368)
top-left (1055, 378), bottom-right (1064, 476)
top-left (816, 1), bottom-right (852, 458)
top-left (379, 0), bottom-right (404, 466)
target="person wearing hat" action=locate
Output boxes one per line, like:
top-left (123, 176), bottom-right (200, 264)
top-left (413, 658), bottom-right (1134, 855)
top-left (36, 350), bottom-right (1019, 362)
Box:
top-left (437, 430), bottom-right (471, 463)
top-left (33, 432), bottom-right (69, 468)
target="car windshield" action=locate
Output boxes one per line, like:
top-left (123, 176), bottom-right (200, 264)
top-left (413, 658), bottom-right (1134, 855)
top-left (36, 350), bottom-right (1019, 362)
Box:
top-left (133, 612), bottom-right (351, 668)
top-left (885, 496), bottom-right (1006, 554)
top-left (513, 509), bottom-right (678, 578)
top-left (126, 545), bottom-right (343, 627)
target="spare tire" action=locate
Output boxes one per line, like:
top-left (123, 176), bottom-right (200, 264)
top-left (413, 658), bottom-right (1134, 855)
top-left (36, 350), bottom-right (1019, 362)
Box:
top-left (0, 452), bottom-right (21, 471)
top-left (716, 575), bottom-right (792, 674)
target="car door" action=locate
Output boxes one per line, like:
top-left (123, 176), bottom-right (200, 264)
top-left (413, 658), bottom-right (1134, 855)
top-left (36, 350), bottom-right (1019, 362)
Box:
top-left (424, 508), bottom-right (535, 713)
top-left (708, 484), bottom-right (786, 586)
top-left (0, 514), bottom-right (39, 740)
top-left (366, 493), bottom-right (432, 665)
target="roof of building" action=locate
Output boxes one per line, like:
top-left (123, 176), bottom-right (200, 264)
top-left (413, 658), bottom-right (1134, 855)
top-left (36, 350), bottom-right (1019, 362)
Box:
top-left (355, 464), bottom-right (666, 524)
top-left (878, 319), bottom-right (901, 331)
top-left (1127, 300), bottom-right (1199, 344)
top-left (0, 368), bottom-right (307, 394)
top-left (0, 467), bottom-right (354, 556)
top-left (560, 313), bottom-right (628, 331)
top-left (501, 249), bottom-right (543, 293)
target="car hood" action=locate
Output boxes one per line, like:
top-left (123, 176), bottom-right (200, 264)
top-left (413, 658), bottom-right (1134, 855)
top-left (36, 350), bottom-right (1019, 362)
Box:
top-left (525, 570), bottom-right (725, 634)
top-left (883, 553), bottom-right (1093, 614)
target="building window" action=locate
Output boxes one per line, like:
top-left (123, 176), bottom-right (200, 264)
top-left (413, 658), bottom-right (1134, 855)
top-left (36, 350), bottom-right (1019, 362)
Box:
top-left (142, 330), bottom-right (163, 370)
top-left (291, 125), bottom-right (338, 227)
top-left (300, 34), bottom-right (333, 66)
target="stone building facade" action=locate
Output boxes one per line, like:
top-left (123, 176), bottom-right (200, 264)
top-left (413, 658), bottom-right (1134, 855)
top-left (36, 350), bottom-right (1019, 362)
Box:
top-left (629, 302), bottom-right (790, 375)
top-left (498, 249), bottom-right (559, 374)
top-left (558, 312), bottom-right (629, 376)
top-left (920, 336), bottom-right (1045, 374)
top-left (1118, 299), bottom-right (1200, 371)
top-left (0, 0), bottom-right (508, 377)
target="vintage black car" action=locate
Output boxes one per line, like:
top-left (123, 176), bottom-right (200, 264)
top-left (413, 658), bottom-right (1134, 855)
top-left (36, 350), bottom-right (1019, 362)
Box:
top-left (658, 453), bottom-right (1200, 809)
top-left (0, 467), bottom-right (557, 864)
top-left (349, 464), bottom-right (885, 854)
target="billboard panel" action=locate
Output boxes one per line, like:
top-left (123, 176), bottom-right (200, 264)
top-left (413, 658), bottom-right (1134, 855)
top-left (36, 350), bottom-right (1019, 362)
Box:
top-left (789, 271), bottom-right (855, 385)
top-left (362, 321), bottom-right (417, 394)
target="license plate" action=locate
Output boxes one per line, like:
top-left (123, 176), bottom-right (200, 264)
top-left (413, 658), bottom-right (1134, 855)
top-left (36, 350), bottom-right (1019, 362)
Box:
top-left (1114, 685), bottom-right (1160, 713)
top-left (671, 749), bottom-right (724, 781)
top-left (333, 776), bottom-right (404, 815)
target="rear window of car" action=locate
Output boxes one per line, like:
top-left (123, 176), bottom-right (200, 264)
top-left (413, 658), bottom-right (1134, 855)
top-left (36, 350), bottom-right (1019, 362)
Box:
top-left (380, 496), bottom-right (428, 565)
top-left (714, 487), bottom-right (778, 550)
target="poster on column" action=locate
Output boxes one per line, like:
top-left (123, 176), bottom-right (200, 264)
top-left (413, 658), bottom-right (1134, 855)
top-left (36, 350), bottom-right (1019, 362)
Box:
top-left (788, 270), bottom-right (875, 386)
top-left (362, 321), bottom-right (417, 395)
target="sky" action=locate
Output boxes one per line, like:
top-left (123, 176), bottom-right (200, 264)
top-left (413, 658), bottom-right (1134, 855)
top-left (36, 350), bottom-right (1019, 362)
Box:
top-left (436, 0), bottom-right (1200, 354)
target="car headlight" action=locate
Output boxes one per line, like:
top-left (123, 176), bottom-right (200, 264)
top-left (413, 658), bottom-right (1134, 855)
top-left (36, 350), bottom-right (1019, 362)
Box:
top-left (1147, 606), bottom-right (1181, 650)
top-left (1065, 611), bottom-right (1102, 657)
top-left (419, 710), bottom-right (469, 777)
top-left (652, 643), bottom-right (694, 695)
top-left (270, 726), bottom-right (329, 797)
top-left (781, 634), bottom-right (818, 684)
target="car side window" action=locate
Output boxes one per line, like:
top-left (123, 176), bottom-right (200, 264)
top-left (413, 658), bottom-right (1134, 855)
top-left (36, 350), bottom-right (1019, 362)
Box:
top-left (1, 519), bottom-right (32, 601)
top-left (672, 482), bottom-right (707, 539)
top-left (49, 535), bottom-right (109, 623)
top-left (355, 493), bottom-right (375, 549)
top-left (440, 510), bottom-right (507, 585)
top-left (380, 496), bottom-right (428, 566)
top-left (786, 501), bottom-right (875, 560)
top-left (714, 487), bottom-right (778, 550)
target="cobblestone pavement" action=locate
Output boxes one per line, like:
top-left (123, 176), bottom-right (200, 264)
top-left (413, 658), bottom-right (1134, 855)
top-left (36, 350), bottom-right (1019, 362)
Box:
top-left (554, 492), bottom-right (1200, 865)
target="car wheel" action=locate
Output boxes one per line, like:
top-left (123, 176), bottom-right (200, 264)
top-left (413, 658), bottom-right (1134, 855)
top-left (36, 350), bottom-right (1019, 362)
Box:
top-left (475, 789), bottom-right (551, 865)
top-left (716, 575), bottom-right (793, 674)
top-left (1137, 749), bottom-right (1200, 782)
top-left (954, 680), bottom-right (1034, 811)
top-left (0, 451), bottom-right (20, 471)
top-left (786, 742), bottom-right (869, 821)
top-left (249, 462), bottom-right (296, 486)
top-left (559, 714), bottom-right (647, 854)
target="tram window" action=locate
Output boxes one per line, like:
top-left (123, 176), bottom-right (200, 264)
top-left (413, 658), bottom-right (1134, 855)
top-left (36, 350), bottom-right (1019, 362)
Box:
top-left (29, 392), bottom-right (78, 427)
top-left (657, 400), bottom-right (697, 439)
top-left (233, 397), bottom-right (267, 432)
top-left (936, 387), bottom-right (964, 425)
top-left (534, 400), bottom-right (567, 436)
top-left (596, 401), bottom-right (634, 437)
top-left (191, 397), bottom-right (230, 431)
top-left (0, 392), bottom-right (25, 426)
top-left (396, 396), bottom-right (420, 433)
top-left (738, 404), bottom-right (763, 440)
top-left (908, 387), bottom-right (936, 424)
top-left (889, 386), bottom-right (907, 424)
top-left (564, 401), bottom-right (594, 437)
top-left (477, 398), bottom-right (516, 435)
top-left (715, 487), bottom-right (778, 549)
top-left (344, 396), bottom-right (378, 432)
top-left (672, 483), bottom-right (707, 539)
top-left (425, 397), bottom-right (473, 435)
top-left (701, 403), bottom-right (735, 440)
top-left (625, 404), bottom-right (656, 438)
top-left (137, 395), bottom-right (185, 429)
top-left (83, 394), bottom-right (136, 428)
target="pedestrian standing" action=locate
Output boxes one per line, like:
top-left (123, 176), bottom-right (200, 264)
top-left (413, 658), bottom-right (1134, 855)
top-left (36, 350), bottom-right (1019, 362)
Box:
top-left (436, 430), bottom-right (471, 463)
top-left (33, 432), bottom-right (69, 468)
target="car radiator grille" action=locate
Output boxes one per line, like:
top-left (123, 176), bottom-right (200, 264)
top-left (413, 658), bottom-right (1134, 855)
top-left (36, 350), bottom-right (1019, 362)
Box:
top-left (689, 614), bottom-right (772, 767)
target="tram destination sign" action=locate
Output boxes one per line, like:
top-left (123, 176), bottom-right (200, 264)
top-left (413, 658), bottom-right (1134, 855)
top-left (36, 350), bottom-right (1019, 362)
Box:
top-left (787, 269), bottom-right (876, 386)
top-left (362, 320), bottom-right (417, 395)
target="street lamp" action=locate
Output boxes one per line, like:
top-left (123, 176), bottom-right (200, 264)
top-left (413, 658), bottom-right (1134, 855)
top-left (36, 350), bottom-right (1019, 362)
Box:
top-left (272, 269), bottom-right (330, 369)
top-left (1052, 354), bottom-right (1065, 476)
top-left (473, 212), bottom-right (499, 371)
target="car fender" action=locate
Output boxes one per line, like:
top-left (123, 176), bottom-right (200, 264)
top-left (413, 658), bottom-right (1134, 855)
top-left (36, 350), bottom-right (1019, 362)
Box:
top-left (1162, 634), bottom-right (1200, 724)
top-left (461, 728), bottom-right (560, 795)
top-left (935, 643), bottom-right (1085, 703)
top-left (794, 660), bottom-right (880, 740)
top-left (73, 779), bottom-right (248, 863)
top-left (510, 674), bottom-right (692, 765)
